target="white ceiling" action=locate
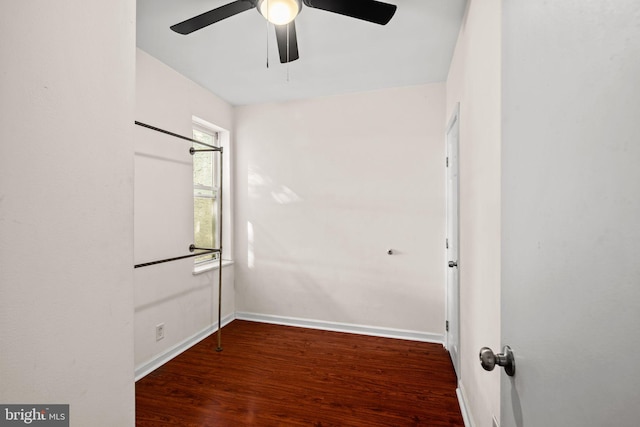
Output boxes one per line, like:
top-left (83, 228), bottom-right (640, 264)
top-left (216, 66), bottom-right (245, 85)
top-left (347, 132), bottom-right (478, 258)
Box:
top-left (136, 0), bottom-right (467, 106)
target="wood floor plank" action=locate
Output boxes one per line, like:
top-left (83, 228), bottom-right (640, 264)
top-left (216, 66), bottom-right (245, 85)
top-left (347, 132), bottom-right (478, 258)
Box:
top-left (136, 320), bottom-right (464, 426)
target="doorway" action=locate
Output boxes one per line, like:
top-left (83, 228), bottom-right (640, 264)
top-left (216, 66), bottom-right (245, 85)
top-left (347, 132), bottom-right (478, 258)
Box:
top-left (445, 103), bottom-right (460, 378)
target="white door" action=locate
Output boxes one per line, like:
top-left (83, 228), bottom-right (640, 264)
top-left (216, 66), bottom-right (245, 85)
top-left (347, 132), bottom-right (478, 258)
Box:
top-left (500, 2), bottom-right (640, 426)
top-left (445, 104), bottom-right (460, 378)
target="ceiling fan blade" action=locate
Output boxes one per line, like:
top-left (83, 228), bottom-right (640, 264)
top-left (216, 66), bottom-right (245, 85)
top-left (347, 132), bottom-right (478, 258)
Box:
top-left (170, 0), bottom-right (255, 35)
top-left (303, 0), bottom-right (396, 25)
top-left (275, 21), bottom-right (300, 63)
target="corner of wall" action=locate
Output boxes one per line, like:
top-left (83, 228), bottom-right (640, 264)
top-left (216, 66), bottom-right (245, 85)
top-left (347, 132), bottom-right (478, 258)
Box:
top-left (444, 0), bottom-right (502, 426)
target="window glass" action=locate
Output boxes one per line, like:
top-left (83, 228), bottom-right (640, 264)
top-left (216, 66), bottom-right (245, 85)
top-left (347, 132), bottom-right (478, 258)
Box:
top-left (193, 127), bottom-right (219, 263)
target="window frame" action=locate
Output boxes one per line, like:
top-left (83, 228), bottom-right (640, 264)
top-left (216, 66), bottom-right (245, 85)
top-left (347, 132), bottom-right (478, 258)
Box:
top-left (192, 123), bottom-right (220, 264)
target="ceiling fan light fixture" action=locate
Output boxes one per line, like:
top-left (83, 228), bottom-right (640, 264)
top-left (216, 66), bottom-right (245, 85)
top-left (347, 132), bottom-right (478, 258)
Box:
top-left (258, 0), bottom-right (301, 25)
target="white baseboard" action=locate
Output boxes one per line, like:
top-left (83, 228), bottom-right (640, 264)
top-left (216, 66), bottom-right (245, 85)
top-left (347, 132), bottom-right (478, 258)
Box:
top-left (134, 313), bottom-right (235, 381)
top-left (457, 386), bottom-right (475, 427)
top-left (235, 312), bottom-right (444, 344)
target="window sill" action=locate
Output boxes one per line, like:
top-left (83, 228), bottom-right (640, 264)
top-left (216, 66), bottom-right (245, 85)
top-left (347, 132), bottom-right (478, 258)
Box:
top-left (192, 259), bottom-right (234, 275)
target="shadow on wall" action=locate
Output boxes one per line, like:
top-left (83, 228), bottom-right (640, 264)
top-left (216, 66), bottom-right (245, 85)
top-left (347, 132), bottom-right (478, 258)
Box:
top-left (246, 166), bottom-right (303, 270)
top-left (242, 217), bottom-right (353, 321)
top-left (249, 165), bottom-right (304, 205)
top-left (510, 377), bottom-right (524, 427)
top-left (134, 281), bottom-right (213, 314)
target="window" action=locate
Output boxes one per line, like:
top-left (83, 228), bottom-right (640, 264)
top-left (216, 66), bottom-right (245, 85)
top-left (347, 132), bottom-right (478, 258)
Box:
top-left (192, 125), bottom-right (220, 263)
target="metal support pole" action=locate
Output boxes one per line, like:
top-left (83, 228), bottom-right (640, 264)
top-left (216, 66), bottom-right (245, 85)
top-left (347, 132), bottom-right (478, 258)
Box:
top-left (189, 245), bottom-right (220, 253)
top-left (216, 147), bottom-right (224, 352)
top-left (134, 246), bottom-right (218, 269)
top-left (135, 121), bottom-right (218, 149)
top-left (190, 147), bottom-right (222, 154)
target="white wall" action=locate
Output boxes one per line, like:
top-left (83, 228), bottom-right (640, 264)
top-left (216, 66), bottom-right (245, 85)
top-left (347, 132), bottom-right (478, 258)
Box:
top-left (134, 49), bottom-right (236, 372)
top-left (234, 84), bottom-right (446, 337)
top-left (501, 1), bottom-right (640, 425)
top-left (446, 0), bottom-right (502, 425)
top-left (0, 2), bottom-right (136, 426)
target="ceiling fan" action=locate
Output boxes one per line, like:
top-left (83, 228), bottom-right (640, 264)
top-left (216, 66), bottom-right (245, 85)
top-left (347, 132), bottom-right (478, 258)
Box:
top-left (170, 0), bottom-right (397, 64)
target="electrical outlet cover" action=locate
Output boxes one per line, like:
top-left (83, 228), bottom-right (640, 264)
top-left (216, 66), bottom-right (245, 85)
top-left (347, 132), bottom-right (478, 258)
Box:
top-left (156, 323), bottom-right (165, 341)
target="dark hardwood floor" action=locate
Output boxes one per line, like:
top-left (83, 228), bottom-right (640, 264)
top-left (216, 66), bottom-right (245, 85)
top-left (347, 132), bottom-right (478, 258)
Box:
top-left (136, 320), bottom-right (463, 426)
